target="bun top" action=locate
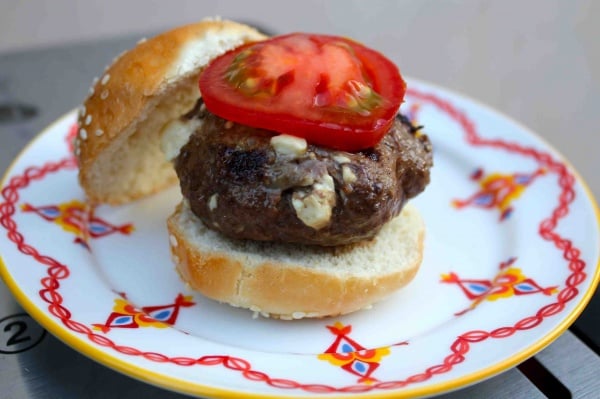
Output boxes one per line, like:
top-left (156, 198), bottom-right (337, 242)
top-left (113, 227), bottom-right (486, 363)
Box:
top-left (75, 18), bottom-right (267, 205)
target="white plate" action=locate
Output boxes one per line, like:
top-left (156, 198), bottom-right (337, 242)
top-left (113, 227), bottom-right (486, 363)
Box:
top-left (1, 79), bottom-right (598, 398)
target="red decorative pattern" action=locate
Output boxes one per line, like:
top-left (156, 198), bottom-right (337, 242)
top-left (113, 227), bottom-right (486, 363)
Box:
top-left (1, 156), bottom-right (78, 262)
top-left (20, 199), bottom-right (133, 250)
top-left (441, 257), bottom-right (559, 315)
top-left (318, 322), bottom-right (408, 384)
top-left (452, 167), bottom-right (547, 221)
top-left (407, 86), bottom-right (585, 358)
top-left (66, 123), bottom-right (78, 155)
top-left (92, 294), bottom-right (195, 333)
top-left (0, 85), bottom-right (588, 395)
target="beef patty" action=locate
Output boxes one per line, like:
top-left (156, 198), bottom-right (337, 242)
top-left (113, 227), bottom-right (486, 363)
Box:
top-left (173, 101), bottom-right (433, 246)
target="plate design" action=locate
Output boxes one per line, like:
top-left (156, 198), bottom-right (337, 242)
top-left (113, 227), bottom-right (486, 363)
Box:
top-left (20, 199), bottom-right (134, 249)
top-left (318, 322), bottom-right (408, 384)
top-left (92, 294), bottom-right (196, 333)
top-left (451, 166), bottom-right (547, 221)
top-left (441, 257), bottom-right (559, 316)
top-left (1, 80), bottom-right (598, 398)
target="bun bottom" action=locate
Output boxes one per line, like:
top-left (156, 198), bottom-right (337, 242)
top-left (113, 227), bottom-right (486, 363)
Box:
top-left (167, 201), bottom-right (425, 319)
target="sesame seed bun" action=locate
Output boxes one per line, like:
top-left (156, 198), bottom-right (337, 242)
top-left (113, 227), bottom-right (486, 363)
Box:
top-left (168, 200), bottom-right (425, 319)
top-left (75, 18), bottom-right (267, 205)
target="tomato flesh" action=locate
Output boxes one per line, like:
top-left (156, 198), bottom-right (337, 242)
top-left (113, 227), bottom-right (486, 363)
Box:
top-left (199, 33), bottom-right (405, 151)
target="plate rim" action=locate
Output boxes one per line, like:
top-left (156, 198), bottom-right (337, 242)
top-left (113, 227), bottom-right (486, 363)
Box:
top-left (1, 79), bottom-right (599, 399)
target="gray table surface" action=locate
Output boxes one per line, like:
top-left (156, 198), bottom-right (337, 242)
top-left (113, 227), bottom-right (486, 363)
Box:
top-left (1, 4), bottom-right (599, 398)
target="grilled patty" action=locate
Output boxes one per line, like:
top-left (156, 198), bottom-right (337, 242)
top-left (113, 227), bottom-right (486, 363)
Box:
top-left (174, 102), bottom-right (433, 246)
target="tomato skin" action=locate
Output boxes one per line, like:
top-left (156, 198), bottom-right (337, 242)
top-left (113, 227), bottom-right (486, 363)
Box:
top-left (199, 33), bottom-right (405, 151)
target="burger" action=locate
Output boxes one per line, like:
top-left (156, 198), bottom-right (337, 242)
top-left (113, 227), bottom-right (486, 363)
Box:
top-left (74, 18), bottom-right (433, 319)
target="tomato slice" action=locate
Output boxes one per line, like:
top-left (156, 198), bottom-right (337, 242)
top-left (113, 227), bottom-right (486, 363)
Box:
top-left (199, 33), bottom-right (406, 151)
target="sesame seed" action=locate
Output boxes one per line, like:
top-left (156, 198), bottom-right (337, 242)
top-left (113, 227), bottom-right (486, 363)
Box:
top-left (137, 37), bottom-right (147, 44)
top-left (95, 129), bottom-right (104, 136)
top-left (74, 147), bottom-right (81, 156)
top-left (169, 234), bottom-right (178, 247)
top-left (92, 76), bottom-right (99, 85)
top-left (85, 114), bottom-right (92, 125)
top-left (292, 311), bottom-right (306, 319)
top-left (79, 105), bottom-right (86, 117)
top-left (101, 74), bottom-right (110, 85)
top-left (79, 128), bottom-right (88, 140)
top-left (111, 50), bottom-right (126, 64)
top-left (88, 86), bottom-right (94, 96)
top-left (100, 89), bottom-right (109, 100)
